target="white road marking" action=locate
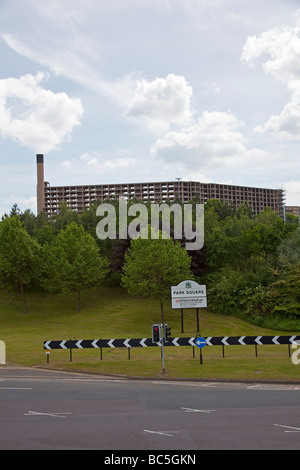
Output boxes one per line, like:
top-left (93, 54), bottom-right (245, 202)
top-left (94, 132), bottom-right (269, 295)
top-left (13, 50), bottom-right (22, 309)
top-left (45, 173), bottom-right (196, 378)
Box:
top-left (59, 378), bottom-right (123, 383)
top-left (0, 376), bottom-right (124, 383)
top-left (181, 407), bottom-right (215, 413)
top-left (143, 429), bottom-right (173, 437)
top-left (0, 387), bottom-right (33, 390)
top-left (248, 384), bottom-right (300, 391)
top-left (198, 383), bottom-right (217, 387)
top-left (274, 424), bottom-right (300, 433)
top-left (151, 381), bottom-right (216, 387)
top-left (25, 411), bottom-right (71, 418)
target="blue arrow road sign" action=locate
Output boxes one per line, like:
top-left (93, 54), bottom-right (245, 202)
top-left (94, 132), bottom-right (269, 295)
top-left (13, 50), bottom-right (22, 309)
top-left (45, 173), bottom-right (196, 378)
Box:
top-left (195, 337), bottom-right (206, 348)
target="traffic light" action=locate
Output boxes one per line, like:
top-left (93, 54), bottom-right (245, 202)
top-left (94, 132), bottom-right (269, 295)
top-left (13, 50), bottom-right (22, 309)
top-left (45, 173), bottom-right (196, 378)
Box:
top-left (164, 324), bottom-right (171, 342)
top-left (152, 324), bottom-right (160, 343)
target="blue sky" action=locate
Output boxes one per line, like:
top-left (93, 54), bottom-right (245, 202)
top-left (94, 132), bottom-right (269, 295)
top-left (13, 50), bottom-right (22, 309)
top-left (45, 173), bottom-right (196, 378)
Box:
top-left (0, 0), bottom-right (300, 216)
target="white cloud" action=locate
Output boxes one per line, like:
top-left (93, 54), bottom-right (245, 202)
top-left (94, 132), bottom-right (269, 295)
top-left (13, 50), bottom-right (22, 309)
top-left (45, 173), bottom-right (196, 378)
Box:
top-left (151, 110), bottom-right (261, 166)
top-left (182, 172), bottom-right (212, 183)
top-left (242, 13), bottom-right (300, 139)
top-left (241, 20), bottom-right (300, 83)
top-left (0, 72), bottom-right (83, 152)
top-left (125, 74), bottom-right (194, 133)
top-left (62, 160), bottom-right (72, 168)
top-left (124, 74), bottom-right (255, 174)
top-left (0, 0), bottom-right (298, 214)
top-left (254, 101), bottom-right (300, 138)
top-left (1, 31), bottom-right (118, 103)
top-left (80, 152), bottom-right (136, 172)
top-left (284, 180), bottom-right (300, 206)
top-left (0, 194), bottom-right (37, 215)
top-left (201, 82), bottom-right (221, 95)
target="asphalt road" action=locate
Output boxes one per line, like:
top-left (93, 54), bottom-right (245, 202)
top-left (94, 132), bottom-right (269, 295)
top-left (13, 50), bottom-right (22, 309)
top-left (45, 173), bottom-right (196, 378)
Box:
top-left (0, 367), bottom-right (299, 451)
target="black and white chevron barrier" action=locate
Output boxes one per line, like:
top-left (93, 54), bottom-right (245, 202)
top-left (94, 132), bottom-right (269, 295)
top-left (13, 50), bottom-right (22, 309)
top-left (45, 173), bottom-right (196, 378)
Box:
top-left (44, 335), bottom-right (300, 350)
top-left (44, 337), bottom-right (194, 349)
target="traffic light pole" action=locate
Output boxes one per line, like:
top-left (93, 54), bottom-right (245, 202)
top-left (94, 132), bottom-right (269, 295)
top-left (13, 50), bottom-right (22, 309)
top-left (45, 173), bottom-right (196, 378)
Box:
top-left (161, 323), bottom-right (165, 373)
top-left (152, 323), bottom-right (170, 373)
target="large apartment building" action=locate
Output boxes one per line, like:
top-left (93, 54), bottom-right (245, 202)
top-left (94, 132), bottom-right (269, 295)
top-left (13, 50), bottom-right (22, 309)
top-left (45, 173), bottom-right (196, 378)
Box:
top-left (285, 206), bottom-right (300, 217)
top-left (36, 154), bottom-right (285, 217)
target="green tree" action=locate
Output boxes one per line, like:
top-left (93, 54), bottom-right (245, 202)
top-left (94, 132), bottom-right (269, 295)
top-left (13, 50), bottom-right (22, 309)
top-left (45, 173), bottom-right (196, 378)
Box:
top-left (80, 199), bottom-right (103, 241)
top-left (204, 213), bottom-right (254, 271)
top-left (250, 209), bottom-right (295, 263)
top-left (205, 199), bottom-right (236, 220)
top-left (42, 221), bottom-right (108, 311)
top-left (51, 203), bottom-right (80, 234)
top-left (9, 203), bottom-right (21, 217)
top-left (33, 224), bottom-right (56, 246)
top-left (20, 209), bottom-right (37, 236)
top-left (0, 216), bottom-right (40, 312)
top-left (247, 263), bottom-right (300, 321)
top-left (277, 229), bottom-right (300, 265)
top-left (121, 232), bottom-right (192, 323)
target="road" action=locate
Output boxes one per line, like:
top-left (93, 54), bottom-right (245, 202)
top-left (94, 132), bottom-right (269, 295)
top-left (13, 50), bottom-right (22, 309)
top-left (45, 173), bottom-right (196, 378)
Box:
top-left (0, 367), bottom-right (299, 450)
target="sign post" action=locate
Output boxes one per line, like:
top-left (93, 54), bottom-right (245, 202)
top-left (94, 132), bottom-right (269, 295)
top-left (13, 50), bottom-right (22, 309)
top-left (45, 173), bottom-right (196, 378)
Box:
top-left (194, 334), bottom-right (206, 365)
top-left (171, 280), bottom-right (207, 332)
top-left (161, 323), bottom-right (165, 373)
top-left (152, 324), bottom-right (166, 373)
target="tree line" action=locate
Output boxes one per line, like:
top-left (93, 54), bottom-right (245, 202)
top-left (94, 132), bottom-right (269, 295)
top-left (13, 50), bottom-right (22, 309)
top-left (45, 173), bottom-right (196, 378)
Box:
top-left (203, 200), bottom-right (300, 330)
top-left (1, 199), bottom-right (299, 329)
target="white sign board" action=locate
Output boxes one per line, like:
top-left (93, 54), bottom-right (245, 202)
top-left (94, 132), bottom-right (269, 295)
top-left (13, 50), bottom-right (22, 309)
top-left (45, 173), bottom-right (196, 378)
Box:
top-left (0, 341), bottom-right (6, 364)
top-left (171, 280), bottom-right (207, 309)
top-left (171, 297), bottom-right (207, 309)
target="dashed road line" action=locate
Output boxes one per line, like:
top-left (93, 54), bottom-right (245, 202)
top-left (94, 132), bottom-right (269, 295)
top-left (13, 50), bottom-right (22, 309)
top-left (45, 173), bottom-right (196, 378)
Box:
top-left (143, 429), bottom-right (173, 437)
top-left (274, 424), bottom-right (300, 433)
top-left (24, 411), bottom-right (71, 418)
top-left (181, 407), bottom-right (215, 413)
top-left (0, 387), bottom-right (33, 390)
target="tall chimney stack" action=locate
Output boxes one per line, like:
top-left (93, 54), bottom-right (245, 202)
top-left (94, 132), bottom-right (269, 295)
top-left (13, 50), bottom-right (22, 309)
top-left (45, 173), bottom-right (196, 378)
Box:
top-left (36, 154), bottom-right (45, 214)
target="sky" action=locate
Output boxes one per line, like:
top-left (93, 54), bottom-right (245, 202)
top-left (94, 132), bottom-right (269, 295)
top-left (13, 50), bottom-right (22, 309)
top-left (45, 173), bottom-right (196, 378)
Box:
top-left (0, 0), bottom-right (300, 217)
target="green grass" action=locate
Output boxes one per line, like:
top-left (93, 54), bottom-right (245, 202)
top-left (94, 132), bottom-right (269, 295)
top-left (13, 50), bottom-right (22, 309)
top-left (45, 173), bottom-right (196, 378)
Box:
top-left (0, 287), bottom-right (299, 382)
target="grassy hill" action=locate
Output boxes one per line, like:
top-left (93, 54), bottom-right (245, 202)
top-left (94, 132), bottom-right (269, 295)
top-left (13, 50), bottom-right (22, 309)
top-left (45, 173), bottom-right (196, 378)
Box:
top-left (0, 287), bottom-right (299, 382)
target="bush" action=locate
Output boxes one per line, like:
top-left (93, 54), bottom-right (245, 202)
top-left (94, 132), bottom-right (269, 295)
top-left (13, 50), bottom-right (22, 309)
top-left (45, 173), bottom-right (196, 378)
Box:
top-left (205, 263), bottom-right (300, 330)
top-left (206, 269), bottom-right (250, 315)
top-left (206, 266), bottom-right (275, 316)
top-left (246, 263), bottom-right (300, 322)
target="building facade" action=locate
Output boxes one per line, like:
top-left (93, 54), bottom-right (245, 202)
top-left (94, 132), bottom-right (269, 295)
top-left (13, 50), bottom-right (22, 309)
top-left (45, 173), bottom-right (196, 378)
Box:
top-left (285, 206), bottom-right (300, 217)
top-left (37, 154), bottom-right (285, 217)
